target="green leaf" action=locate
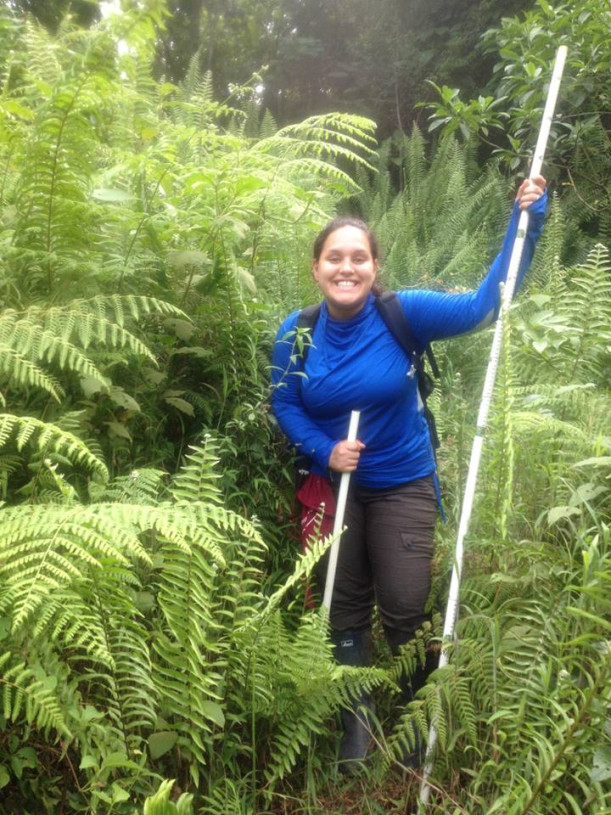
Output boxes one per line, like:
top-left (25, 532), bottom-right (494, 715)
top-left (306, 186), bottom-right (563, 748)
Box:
top-left (102, 752), bottom-right (142, 771)
top-left (167, 250), bottom-right (209, 270)
top-left (92, 188), bottom-right (135, 203)
top-left (134, 591), bottom-right (155, 612)
top-left (107, 421), bottom-right (132, 441)
top-left (164, 396), bottom-right (195, 417)
top-left (80, 375), bottom-right (108, 397)
top-left (532, 340), bottom-right (548, 354)
top-left (144, 369), bottom-right (166, 385)
top-left (109, 388), bottom-right (140, 412)
top-left (568, 482), bottom-right (607, 505)
top-left (2, 100), bottom-right (35, 121)
top-left (111, 783), bottom-right (131, 803)
top-left (573, 456), bottom-right (611, 469)
top-left (547, 505), bottom-right (581, 525)
top-left (0, 765), bottom-right (9, 789)
top-left (171, 347), bottom-right (212, 359)
top-left (164, 319), bottom-right (195, 342)
top-left (591, 746), bottom-right (611, 783)
top-left (201, 701), bottom-right (225, 728)
top-left (148, 730), bottom-right (178, 760)
top-left (236, 175), bottom-right (267, 194)
top-left (81, 706), bottom-right (104, 723)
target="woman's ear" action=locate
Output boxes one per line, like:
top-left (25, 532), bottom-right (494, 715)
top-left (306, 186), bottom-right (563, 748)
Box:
top-left (312, 260), bottom-right (319, 284)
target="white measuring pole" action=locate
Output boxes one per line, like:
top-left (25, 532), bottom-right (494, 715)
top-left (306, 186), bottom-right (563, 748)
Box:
top-left (322, 410), bottom-right (361, 612)
top-left (420, 45), bottom-right (568, 805)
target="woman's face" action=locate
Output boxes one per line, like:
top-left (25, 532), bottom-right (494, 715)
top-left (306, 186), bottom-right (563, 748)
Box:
top-left (312, 226), bottom-right (378, 320)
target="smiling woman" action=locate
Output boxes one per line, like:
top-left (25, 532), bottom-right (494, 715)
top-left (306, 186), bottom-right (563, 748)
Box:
top-left (270, 177), bottom-right (547, 772)
top-left (312, 219), bottom-right (380, 320)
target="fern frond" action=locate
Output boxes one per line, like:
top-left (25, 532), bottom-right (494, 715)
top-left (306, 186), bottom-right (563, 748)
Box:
top-left (12, 69), bottom-right (106, 294)
top-left (262, 614), bottom-right (387, 785)
top-left (99, 468), bottom-right (166, 504)
top-left (0, 342), bottom-right (63, 400)
top-left (257, 113), bottom-right (377, 171)
top-left (22, 19), bottom-right (62, 86)
top-left (152, 540), bottom-right (223, 772)
top-left (2, 315), bottom-right (106, 383)
top-left (0, 502), bottom-right (229, 632)
top-left (41, 295), bottom-right (186, 355)
top-left (367, 131), bottom-right (507, 289)
top-left (170, 435), bottom-right (222, 505)
top-left (0, 414), bottom-right (107, 477)
top-left (0, 297), bottom-right (185, 430)
top-left (517, 243), bottom-right (611, 387)
top-left (253, 530), bottom-right (335, 624)
top-left (0, 651), bottom-right (70, 737)
top-left (87, 565), bottom-right (158, 749)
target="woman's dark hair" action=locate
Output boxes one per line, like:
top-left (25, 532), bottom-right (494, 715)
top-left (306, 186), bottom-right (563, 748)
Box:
top-left (312, 216), bottom-right (383, 295)
top-left (312, 217), bottom-right (380, 263)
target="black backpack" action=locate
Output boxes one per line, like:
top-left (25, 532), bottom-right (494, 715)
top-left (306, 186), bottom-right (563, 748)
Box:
top-left (295, 291), bottom-right (440, 455)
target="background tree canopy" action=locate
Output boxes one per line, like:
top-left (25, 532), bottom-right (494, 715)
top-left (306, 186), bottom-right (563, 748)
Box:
top-left (12, 0), bottom-right (535, 134)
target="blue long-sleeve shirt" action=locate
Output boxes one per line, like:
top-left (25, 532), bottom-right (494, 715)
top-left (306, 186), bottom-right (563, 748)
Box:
top-left (271, 195), bottom-right (547, 488)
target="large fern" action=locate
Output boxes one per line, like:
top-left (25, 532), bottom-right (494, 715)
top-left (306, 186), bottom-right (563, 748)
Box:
top-left (518, 243), bottom-right (611, 387)
top-left (355, 128), bottom-right (509, 291)
top-left (0, 295), bottom-right (186, 498)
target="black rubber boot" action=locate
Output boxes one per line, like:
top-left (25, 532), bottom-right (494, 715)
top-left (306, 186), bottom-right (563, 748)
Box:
top-left (331, 629), bottom-right (375, 771)
top-left (385, 627), bottom-right (438, 699)
top-left (385, 627), bottom-right (437, 770)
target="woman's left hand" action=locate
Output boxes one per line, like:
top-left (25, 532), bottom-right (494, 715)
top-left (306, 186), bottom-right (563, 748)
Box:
top-left (516, 175), bottom-right (547, 210)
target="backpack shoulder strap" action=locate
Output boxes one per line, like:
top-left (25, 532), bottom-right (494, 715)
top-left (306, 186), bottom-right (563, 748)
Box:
top-left (375, 291), bottom-right (440, 377)
top-left (376, 291), bottom-right (441, 451)
top-left (296, 303), bottom-right (322, 330)
top-left (375, 291), bottom-right (419, 360)
top-left (295, 302), bottom-right (322, 365)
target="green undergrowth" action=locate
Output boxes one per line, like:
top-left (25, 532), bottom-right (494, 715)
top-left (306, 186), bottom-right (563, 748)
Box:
top-left (0, 4), bottom-right (609, 814)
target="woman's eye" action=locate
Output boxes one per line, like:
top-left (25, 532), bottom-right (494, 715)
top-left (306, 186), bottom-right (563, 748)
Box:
top-left (323, 254), bottom-right (369, 263)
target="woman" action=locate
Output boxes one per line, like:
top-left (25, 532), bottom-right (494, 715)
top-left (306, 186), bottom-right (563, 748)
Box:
top-left (271, 177), bottom-right (547, 768)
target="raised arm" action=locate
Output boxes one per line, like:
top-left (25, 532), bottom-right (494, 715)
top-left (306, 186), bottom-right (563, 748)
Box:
top-left (400, 178), bottom-right (548, 346)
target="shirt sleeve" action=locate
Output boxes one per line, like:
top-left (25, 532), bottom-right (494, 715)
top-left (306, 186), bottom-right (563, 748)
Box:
top-left (399, 192), bottom-right (548, 345)
top-left (271, 313), bottom-right (336, 470)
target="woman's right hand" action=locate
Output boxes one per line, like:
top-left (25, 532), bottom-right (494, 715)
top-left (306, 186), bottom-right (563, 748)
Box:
top-left (516, 175), bottom-right (547, 209)
top-left (329, 440), bottom-right (366, 472)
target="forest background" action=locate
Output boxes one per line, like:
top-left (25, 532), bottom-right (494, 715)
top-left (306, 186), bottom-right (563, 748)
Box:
top-left (0, 0), bottom-right (609, 813)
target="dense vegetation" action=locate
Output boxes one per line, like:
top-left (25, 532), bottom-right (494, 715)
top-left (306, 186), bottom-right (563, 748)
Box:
top-left (0, 1), bottom-right (609, 813)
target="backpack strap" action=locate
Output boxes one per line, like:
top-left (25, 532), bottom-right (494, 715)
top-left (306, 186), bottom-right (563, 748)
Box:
top-left (375, 292), bottom-right (440, 451)
top-left (295, 303), bottom-right (322, 366)
top-left (374, 291), bottom-right (419, 361)
top-left (375, 291), bottom-right (440, 388)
